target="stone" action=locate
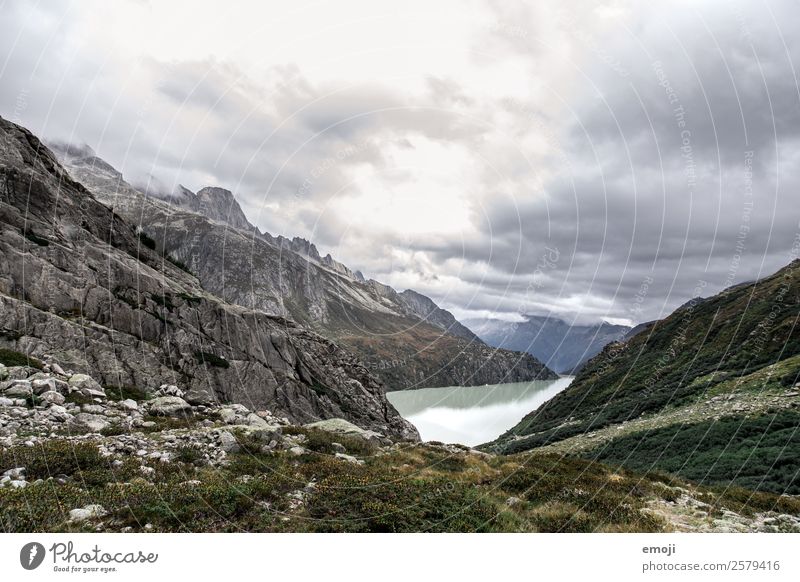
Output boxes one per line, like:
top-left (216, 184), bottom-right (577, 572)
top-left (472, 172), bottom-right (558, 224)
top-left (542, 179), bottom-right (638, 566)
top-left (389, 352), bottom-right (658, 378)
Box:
top-left (31, 377), bottom-right (57, 395)
top-left (0, 397), bottom-right (13, 406)
top-left (2, 467), bottom-right (25, 479)
top-left (68, 374), bottom-right (107, 399)
top-left (287, 446), bottom-right (306, 456)
top-left (70, 413), bottom-right (110, 433)
top-left (40, 390), bottom-right (65, 405)
top-left (2, 380), bottom-right (32, 399)
top-left (246, 413), bottom-right (269, 427)
top-left (119, 399), bottom-right (138, 411)
top-left (148, 396), bottom-right (191, 416)
top-left (48, 405), bottom-right (70, 422)
top-left (68, 504), bottom-right (107, 523)
top-left (184, 388), bottom-right (214, 406)
top-left (334, 452), bottom-right (362, 465)
top-left (157, 384), bottom-right (184, 398)
top-left (219, 431), bottom-right (240, 453)
top-left (304, 418), bottom-right (383, 441)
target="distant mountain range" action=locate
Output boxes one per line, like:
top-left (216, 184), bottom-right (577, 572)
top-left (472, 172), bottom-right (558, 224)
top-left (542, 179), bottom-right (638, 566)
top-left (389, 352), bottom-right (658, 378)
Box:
top-left (484, 259), bottom-right (800, 495)
top-left (464, 315), bottom-right (631, 374)
top-left (48, 140), bottom-right (555, 391)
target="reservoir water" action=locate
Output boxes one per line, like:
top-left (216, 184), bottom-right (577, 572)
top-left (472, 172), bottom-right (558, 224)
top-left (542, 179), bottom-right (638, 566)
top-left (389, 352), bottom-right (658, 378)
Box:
top-left (386, 377), bottom-right (573, 447)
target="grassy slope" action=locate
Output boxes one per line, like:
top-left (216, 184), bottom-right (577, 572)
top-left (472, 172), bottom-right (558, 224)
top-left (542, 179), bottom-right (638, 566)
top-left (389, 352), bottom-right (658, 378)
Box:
top-left (3, 429), bottom-right (799, 533)
top-left (483, 260), bottom-right (800, 494)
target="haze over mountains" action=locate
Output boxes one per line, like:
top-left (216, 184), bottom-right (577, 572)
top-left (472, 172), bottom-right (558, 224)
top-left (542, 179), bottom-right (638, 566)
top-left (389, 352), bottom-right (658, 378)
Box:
top-left (49, 139), bottom-right (556, 391)
top-left (464, 316), bottom-right (631, 374)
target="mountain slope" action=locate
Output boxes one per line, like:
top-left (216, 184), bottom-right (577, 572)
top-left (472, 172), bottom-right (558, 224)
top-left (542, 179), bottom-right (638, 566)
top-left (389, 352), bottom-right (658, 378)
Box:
top-left (484, 260), bottom-right (800, 493)
top-left (465, 315), bottom-right (630, 373)
top-left (53, 144), bottom-right (556, 390)
top-left (0, 116), bottom-right (417, 439)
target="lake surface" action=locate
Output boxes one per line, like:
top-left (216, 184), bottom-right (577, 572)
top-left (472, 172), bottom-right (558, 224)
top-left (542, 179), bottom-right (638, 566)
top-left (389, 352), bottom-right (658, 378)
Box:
top-left (386, 377), bottom-right (573, 447)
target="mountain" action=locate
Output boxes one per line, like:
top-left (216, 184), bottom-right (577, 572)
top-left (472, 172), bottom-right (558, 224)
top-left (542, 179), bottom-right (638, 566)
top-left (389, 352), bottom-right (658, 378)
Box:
top-left (484, 259), bottom-right (800, 494)
top-left (0, 116), bottom-right (417, 439)
top-left (52, 143), bottom-right (556, 390)
top-left (464, 315), bottom-right (631, 373)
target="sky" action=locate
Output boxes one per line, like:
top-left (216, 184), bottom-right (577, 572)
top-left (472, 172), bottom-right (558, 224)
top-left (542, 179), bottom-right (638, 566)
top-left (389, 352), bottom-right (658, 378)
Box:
top-left (2, 0), bottom-right (799, 326)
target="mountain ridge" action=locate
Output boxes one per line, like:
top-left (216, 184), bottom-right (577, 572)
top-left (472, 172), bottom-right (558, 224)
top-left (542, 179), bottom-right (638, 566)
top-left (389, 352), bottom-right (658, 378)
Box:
top-left (51, 140), bottom-right (556, 390)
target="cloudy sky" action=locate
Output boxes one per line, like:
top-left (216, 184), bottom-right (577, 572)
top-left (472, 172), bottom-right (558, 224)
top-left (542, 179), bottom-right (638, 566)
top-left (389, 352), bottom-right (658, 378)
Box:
top-left (2, 0), bottom-right (799, 326)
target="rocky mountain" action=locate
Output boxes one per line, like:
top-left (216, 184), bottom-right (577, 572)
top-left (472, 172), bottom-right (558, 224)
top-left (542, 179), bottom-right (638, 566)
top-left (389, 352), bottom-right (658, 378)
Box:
top-left (52, 142), bottom-right (555, 390)
top-left (0, 116), bottom-right (417, 439)
top-left (484, 259), bottom-right (800, 495)
top-left (464, 315), bottom-right (631, 373)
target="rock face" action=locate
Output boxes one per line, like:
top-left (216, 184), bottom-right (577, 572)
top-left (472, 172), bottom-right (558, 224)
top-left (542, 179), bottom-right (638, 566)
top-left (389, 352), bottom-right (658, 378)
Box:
top-left (52, 143), bottom-right (555, 390)
top-left (464, 315), bottom-right (631, 374)
top-left (0, 116), bottom-right (416, 440)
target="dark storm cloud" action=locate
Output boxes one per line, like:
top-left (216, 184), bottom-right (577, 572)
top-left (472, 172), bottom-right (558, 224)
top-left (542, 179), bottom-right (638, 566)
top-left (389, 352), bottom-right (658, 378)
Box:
top-left (2, 0), bottom-right (799, 325)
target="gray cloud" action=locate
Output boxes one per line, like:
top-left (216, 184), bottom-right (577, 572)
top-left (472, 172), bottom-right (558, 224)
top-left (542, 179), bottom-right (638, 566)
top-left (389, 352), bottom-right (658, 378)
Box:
top-left (2, 0), bottom-right (799, 326)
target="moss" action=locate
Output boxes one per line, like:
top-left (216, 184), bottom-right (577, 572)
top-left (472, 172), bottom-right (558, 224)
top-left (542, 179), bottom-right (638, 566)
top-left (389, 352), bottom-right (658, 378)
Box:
top-left (0, 348), bottom-right (43, 369)
top-left (104, 384), bottom-right (148, 402)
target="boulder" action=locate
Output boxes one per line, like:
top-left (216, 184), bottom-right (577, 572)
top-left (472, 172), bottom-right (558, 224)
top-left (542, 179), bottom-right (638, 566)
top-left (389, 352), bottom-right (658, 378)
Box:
top-left (40, 391), bottom-right (66, 406)
top-left (148, 396), bottom-right (191, 416)
top-left (118, 399), bottom-right (138, 411)
top-left (68, 504), bottom-right (108, 523)
top-left (304, 418), bottom-right (384, 441)
top-left (218, 430), bottom-right (240, 453)
top-left (31, 377), bottom-right (57, 395)
top-left (157, 384), bottom-right (185, 398)
top-left (2, 380), bottom-right (32, 399)
top-left (68, 374), bottom-right (107, 400)
top-left (70, 413), bottom-right (110, 433)
top-left (184, 388), bottom-right (214, 406)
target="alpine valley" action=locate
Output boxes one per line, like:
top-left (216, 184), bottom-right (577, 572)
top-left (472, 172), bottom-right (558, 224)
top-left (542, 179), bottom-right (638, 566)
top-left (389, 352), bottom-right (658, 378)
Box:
top-left (1, 117), bottom-right (799, 533)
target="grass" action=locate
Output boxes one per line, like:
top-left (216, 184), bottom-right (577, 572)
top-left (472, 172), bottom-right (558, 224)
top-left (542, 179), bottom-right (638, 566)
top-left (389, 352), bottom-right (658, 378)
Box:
top-left (583, 410), bottom-right (800, 494)
top-left (2, 435), bottom-right (798, 533)
top-left (488, 260), bottom-right (800, 454)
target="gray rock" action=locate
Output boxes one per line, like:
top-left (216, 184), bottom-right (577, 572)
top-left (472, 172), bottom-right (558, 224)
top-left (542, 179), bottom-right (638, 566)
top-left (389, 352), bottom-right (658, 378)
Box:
top-left (148, 396), bottom-right (191, 416)
top-left (334, 452), bottom-right (362, 465)
top-left (40, 391), bottom-right (65, 405)
top-left (48, 405), bottom-right (70, 422)
top-left (304, 418), bottom-right (382, 441)
top-left (184, 388), bottom-right (214, 406)
top-left (0, 397), bottom-right (14, 406)
top-left (218, 431), bottom-right (240, 453)
top-left (31, 377), bottom-right (57, 394)
top-left (68, 374), bottom-right (107, 400)
top-left (70, 413), bottom-right (110, 433)
top-left (2, 380), bottom-right (32, 399)
top-left (157, 384), bottom-right (184, 398)
top-left (119, 399), bottom-right (138, 411)
top-left (68, 504), bottom-right (108, 523)
top-left (2, 467), bottom-right (25, 479)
